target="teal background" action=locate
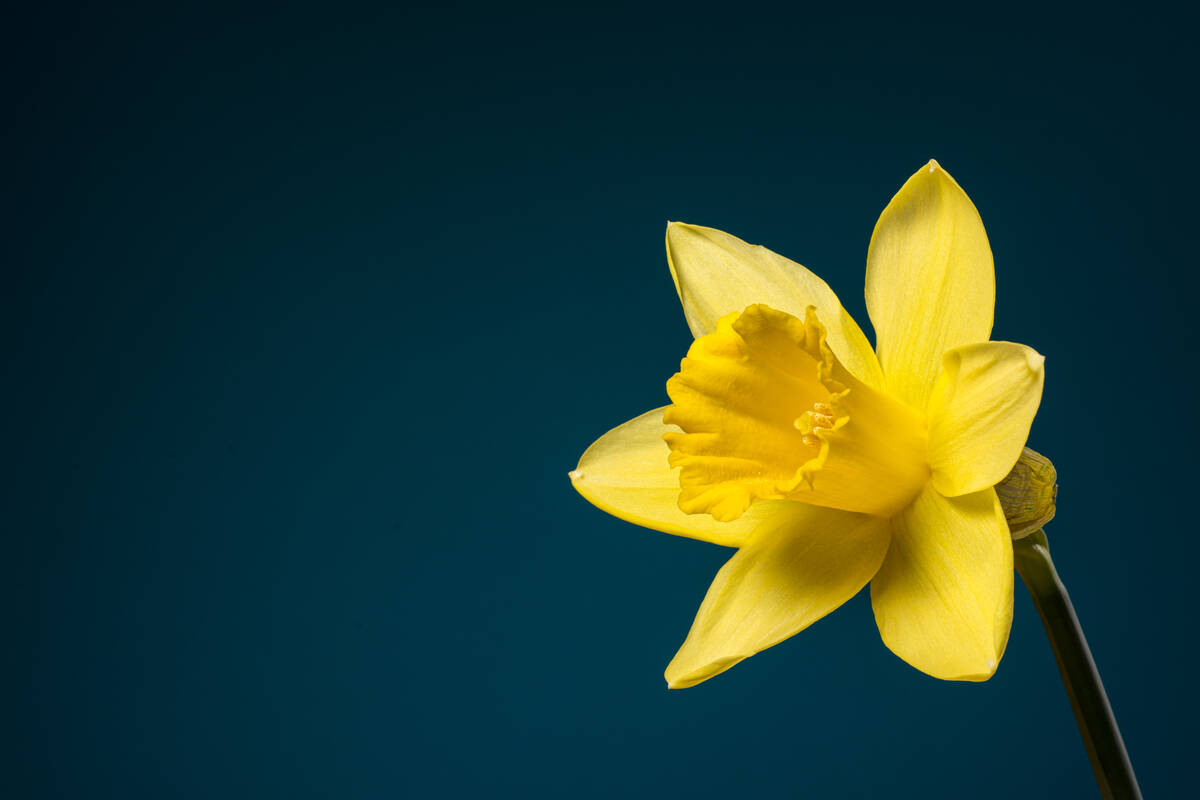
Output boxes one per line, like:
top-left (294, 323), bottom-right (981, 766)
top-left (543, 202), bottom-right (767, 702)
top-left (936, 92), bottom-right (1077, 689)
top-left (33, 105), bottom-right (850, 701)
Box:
top-left (8, 3), bottom-right (1197, 797)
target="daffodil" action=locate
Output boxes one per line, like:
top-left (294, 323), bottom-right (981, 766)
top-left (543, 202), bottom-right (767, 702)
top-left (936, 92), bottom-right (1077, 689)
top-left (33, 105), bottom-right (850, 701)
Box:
top-left (571, 161), bottom-right (1045, 688)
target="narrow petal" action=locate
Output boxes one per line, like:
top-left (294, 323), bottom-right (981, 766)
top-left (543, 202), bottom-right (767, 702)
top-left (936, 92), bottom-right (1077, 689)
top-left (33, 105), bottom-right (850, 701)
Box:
top-left (666, 222), bottom-right (884, 389)
top-left (865, 161), bottom-right (995, 410)
top-left (664, 305), bottom-right (927, 521)
top-left (927, 342), bottom-right (1046, 497)
top-left (665, 504), bottom-right (891, 688)
top-left (571, 408), bottom-right (782, 547)
top-left (870, 486), bottom-right (1013, 681)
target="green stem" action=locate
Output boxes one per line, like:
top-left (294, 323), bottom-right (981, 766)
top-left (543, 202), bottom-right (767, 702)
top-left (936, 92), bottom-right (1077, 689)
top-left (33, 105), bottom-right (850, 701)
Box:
top-left (1013, 530), bottom-right (1142, 800)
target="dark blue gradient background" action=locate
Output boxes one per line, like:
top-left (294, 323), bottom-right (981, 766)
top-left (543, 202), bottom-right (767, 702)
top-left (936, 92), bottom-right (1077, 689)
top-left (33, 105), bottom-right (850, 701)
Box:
top-left (8, 3), bottom-right (1197, 798)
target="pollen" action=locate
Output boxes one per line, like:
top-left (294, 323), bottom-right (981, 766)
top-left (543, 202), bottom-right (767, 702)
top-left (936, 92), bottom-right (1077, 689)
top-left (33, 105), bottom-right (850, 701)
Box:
top-left (798, 401), bottom-right (837, 447)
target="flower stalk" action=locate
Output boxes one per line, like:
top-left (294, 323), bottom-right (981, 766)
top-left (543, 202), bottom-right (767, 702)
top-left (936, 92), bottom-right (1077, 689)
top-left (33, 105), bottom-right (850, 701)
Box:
top-left (998, 451), bottom-right (1140, 798)
top-left (1012, 529), bottom-right (1142, 800)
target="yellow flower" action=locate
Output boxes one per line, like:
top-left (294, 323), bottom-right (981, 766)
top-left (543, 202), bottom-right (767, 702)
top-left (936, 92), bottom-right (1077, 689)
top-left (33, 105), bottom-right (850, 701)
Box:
top-left (570, 161), bottom-right (1045, 688)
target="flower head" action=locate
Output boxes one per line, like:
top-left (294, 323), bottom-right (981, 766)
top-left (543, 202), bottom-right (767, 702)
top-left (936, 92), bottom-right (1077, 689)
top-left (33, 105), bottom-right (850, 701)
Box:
top-left (571, 161), bottom-right (1044, 687)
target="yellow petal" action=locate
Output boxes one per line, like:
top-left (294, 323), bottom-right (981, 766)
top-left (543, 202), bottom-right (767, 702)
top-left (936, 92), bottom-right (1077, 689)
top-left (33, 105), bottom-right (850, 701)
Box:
top-left (666, 222), bottom-right (884, 390)
top-left (663, 305), bottom-right (928, 521)
top-left (570, 408), bottom-right (784, 547)
top-left (927, 342), bottom-right (1046, 497)
top-left (865, 161), bottom-right (995, 410)
top-left (870, 486), bottom-right (1013, 681)
top-left (665, 503), bottom-right (891, 688)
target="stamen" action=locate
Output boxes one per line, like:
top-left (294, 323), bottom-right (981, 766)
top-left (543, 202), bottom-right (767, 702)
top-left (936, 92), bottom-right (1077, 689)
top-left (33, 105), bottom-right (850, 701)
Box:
top-left (797, 400), bottom-right (838, 449)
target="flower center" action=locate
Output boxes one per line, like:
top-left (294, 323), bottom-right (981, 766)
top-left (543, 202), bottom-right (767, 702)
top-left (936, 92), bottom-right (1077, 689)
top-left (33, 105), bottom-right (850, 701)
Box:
top-left (799, 402), bottom-right (836, 447)
top-left (663, 304), bottom-right (930, 521)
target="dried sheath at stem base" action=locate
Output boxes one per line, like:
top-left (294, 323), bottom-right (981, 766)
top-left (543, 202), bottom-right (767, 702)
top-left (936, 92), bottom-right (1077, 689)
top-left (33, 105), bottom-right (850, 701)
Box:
top-left (996, 446), bottom-right (1057, 539)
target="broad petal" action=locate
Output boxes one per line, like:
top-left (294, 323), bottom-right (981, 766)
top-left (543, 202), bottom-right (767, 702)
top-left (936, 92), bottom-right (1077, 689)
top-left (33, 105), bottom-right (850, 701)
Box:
top-left (665, 504), bottom-right (891, 688)
top-left (927, 342), bottom-right (1046, 497)
top-left (870, 486), bottom-right (1013, 681)
top-left (666, 222), bottom-right (884, 389)
top-left (865, 161), bottom-right (995, 410)
top-left (570, 408), bottom-right (780, 547)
